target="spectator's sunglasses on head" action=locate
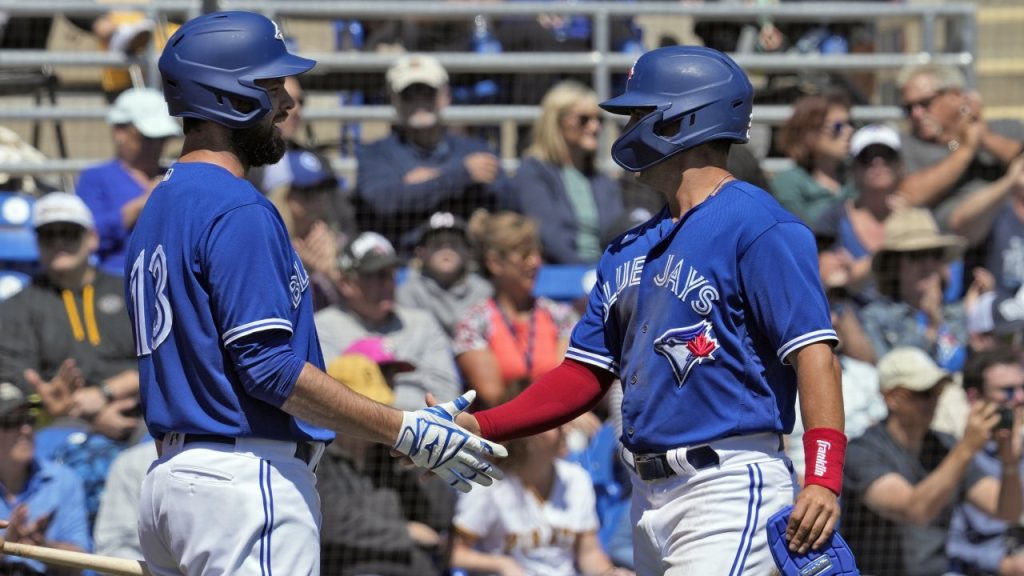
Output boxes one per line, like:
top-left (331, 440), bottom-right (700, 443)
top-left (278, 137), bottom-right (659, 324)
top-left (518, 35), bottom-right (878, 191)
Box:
top-left (854, 146), bottom-right (900, 166)
top-left (822, 120), bottom-right (853, 139)
top-left (901, 89), bottom-right (950, 115)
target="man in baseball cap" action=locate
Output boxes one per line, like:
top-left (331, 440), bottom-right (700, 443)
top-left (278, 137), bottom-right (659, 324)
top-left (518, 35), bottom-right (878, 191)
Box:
top-left (316, 231), bottom-right (461, 411)
top-left (0, 382), bottom-right (91, 573)
top-left (397, 212), bottom-right (492, 337)
top-left (843, 346), bottom-right (1022, 575)
top-left (77, 87), bottom-right (181, 275)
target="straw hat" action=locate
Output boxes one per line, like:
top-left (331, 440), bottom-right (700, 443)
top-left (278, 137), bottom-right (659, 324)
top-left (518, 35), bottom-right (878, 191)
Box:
top-left (872, 208), bottom-right (966, 277)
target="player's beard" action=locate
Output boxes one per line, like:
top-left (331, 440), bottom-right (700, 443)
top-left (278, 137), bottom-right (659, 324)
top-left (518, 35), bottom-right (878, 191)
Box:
top-left (231, 118), bottom-right (287, 168)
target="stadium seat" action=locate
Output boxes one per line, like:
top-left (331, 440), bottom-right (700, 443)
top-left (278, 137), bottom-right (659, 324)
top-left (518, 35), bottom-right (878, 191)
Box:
top-left (0, 192), bottom-right (39, 271)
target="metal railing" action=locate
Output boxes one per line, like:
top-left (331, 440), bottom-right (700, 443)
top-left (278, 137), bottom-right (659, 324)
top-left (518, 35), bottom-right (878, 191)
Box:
top-left (0, 0), bottom-right (976, 177)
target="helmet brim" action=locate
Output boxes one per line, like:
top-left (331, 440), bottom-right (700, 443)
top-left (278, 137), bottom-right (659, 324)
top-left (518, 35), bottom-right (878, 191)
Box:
top-left (600, 91), bottom-right (665, 115)
top-left (248, 52), bottom-right (317, 81)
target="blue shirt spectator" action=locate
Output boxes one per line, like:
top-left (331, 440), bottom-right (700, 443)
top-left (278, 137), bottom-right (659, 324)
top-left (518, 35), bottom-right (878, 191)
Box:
top-left (76, 88), bottom-right (181, 275)
top-left (0, 383), bottom-right (91, 574)
top-left (355, 54), bottom-right (509, 252)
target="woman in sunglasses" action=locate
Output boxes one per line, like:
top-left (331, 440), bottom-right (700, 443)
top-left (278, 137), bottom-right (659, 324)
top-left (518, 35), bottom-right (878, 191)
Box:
top-left (771, 91), bottom-right (855, 225)
top-left (512, 80), bottom-right (624, 265)
top-left (814, 124), bottom-right (907, 298)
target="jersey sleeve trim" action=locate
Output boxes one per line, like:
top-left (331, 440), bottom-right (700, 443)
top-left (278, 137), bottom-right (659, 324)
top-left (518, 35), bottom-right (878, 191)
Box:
top-left (565, 347), bottom-right (619, 375)
top-left (776, 329), bottom-right (839, 363)
top-left (223, 318), bottom-right (294, 345)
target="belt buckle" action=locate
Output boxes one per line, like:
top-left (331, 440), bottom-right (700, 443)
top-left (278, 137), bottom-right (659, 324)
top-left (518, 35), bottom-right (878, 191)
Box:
top-left (634, 453), bottom-right (672, 481)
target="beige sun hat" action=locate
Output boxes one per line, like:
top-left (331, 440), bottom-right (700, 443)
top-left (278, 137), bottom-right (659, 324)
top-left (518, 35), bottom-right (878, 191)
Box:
top-left (872, 208), bottom-right (966, 275)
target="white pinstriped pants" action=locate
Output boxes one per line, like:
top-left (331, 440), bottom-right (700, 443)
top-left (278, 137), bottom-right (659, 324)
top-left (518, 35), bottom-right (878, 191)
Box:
top-left (139, 437), bottom-right (323, 576)
top-left (628, 433), bottom-right (795, 576)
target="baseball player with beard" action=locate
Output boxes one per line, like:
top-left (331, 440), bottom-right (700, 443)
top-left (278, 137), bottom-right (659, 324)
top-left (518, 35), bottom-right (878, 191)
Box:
top-left (125, 11), bottom-right (505, 576)
top-left (458, 46), bottom-right (848, 575)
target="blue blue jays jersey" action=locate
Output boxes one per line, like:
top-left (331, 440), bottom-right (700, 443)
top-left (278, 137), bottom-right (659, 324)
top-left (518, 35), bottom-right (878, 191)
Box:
top-left (124, 162), bottom-right (333, 442)
top-left (568, 181), bottom-right (837, 453)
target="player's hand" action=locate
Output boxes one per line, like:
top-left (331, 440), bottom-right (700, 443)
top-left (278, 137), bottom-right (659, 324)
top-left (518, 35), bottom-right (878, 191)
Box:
top-left (786, 484), bottom-right (840, 554)
top-left (393, 390), bottom-right (507, 493)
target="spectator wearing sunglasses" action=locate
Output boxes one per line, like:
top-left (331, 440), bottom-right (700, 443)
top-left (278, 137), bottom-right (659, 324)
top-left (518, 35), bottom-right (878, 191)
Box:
top-left (897, 64), bottom-right (1024, 229)
top-left (843, 346), bottom-right (1022, 576)
top-left (858, 208), bottom-right (975, 371)
top-left (813, 124), bottom-right (905, 298)
top-left (770, 91), bottom-right (855, 225)
top-left (0, 382), bottom-right (91, 574)
top-left (946, 346), bottom-right (1024, 576)
top-left (0, 192), bottom-right (143, 532)
top-left (511, 80), bottom-right (624, 264)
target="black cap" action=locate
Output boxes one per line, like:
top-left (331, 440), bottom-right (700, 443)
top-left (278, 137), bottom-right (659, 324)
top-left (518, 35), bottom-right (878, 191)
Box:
top-left (411, 212), bottom-right (468, 247)
top-left (339, 231), bottom-right (402, 274)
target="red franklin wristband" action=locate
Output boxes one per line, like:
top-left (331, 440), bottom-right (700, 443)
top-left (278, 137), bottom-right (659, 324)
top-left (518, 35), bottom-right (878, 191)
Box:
top-left (802, 427), bottom-right (847, 496)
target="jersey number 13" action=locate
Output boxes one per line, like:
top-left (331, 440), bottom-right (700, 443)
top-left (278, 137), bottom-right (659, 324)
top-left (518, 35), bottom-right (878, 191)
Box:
top-left (129, 246), bottom-right (173, 357)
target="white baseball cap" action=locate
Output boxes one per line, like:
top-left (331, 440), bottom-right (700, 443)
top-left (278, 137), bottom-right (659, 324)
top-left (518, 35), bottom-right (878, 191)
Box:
top-left (32, 192), bottom-right (95, 230)
top-left (877, 347), bottom-right (950, 392)
top-left (107, 87), bottom-right (183, 139)
top-left (849, 124), bottom-right (901, 159)
top-left (386, 54), bottom-right (449, 94)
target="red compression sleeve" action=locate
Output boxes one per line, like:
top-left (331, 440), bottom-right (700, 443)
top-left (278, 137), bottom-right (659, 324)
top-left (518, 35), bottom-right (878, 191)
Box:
top-left (475, 358), bottom-right (615, 442)
top-left (803, 427), bottom-right (847, 496)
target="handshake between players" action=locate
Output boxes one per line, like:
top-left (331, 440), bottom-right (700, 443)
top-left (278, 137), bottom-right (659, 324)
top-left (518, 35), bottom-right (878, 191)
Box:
top-left (392, 390), bottom-right (507, 493)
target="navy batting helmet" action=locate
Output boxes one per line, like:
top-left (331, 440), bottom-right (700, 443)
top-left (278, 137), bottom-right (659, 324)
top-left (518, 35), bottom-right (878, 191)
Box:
top-left (158, 11), bottom-right (315, 129)
top-left (601, 46), bottom-right (753, 172)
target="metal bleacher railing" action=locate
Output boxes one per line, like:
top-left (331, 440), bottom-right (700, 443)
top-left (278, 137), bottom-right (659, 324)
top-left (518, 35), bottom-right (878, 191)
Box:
top-left (0, 0), bottom-right (977, 179)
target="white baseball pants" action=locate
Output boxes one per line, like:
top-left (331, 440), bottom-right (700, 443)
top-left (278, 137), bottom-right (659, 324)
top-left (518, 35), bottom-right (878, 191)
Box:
top-left (139, 436), bottom-right (323, 576)
top-left (627, 433), bottom-right (796, 576)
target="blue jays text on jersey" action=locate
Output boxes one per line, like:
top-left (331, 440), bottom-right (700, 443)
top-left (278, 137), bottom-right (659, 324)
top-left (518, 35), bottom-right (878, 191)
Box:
top-left (124, 162), bottom-right (334, 443)
top-left (567, 180), bottom-right (837, 453)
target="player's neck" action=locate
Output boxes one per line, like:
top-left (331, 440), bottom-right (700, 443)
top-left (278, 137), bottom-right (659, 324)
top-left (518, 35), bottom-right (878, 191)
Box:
top-left (675, 166), bottom-right (734, 217)
top-left (179, 132), bottom-right (246, 178)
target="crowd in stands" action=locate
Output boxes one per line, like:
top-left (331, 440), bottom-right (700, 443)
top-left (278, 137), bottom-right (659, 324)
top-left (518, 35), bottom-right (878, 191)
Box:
top-left (1, 8), bottom-right (1024, 576)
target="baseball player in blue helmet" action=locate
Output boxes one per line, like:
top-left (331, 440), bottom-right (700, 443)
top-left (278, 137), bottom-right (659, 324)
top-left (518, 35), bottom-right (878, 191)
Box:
top-left (459, 45), bottom-right (852, 575)
top-left (127, 11), bottom-right (506, 575)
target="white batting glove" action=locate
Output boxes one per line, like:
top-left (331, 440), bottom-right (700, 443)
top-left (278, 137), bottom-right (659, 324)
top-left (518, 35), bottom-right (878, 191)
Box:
top-left (393, 390), bottom-right (507, 493)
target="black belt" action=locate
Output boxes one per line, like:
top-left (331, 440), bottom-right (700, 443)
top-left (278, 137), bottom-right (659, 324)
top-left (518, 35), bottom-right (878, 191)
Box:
top-left (163, 433), bottom-right (320, 466)
top-left (633, 445), bottom-right (720, 481)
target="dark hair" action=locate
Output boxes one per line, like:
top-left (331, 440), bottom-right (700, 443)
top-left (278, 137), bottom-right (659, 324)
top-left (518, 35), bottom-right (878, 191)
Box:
top-left (963, 345), bottom-right (1022, 395)
top-left (776, 91), bottom-right (852, 171)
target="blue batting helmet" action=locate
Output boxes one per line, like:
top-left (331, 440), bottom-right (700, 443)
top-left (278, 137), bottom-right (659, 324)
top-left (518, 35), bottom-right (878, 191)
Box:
top-left (158, 11), bottom-right (315, 129)
top-left (601, 46), bottom-right (753, 172)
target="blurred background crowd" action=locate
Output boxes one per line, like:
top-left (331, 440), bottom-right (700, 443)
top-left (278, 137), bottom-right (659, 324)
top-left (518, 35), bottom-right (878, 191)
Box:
top-left (1, 1), bottom-right (1023, 575)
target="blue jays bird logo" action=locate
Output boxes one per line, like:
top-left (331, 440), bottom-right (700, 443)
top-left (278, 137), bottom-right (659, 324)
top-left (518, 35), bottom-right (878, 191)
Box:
top-left (653, 320), bottom-right (720, 387)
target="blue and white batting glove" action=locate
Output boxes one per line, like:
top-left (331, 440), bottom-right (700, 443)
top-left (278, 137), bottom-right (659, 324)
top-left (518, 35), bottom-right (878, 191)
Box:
top-left (393, 390), bottom-right (507, 493)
